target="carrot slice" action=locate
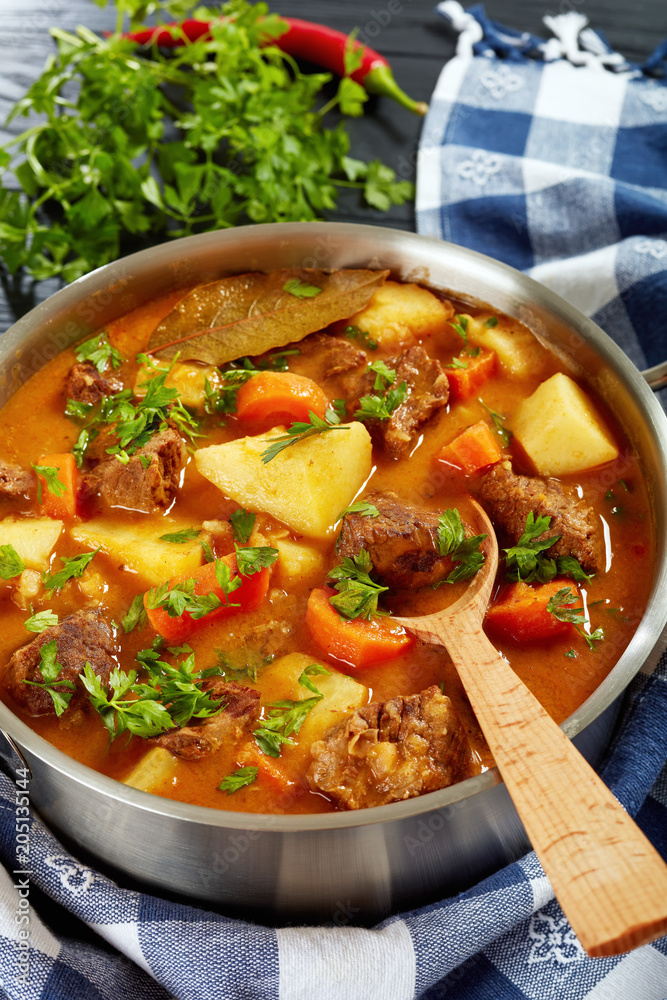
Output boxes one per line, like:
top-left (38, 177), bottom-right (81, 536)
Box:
top-left (306, 586), bottom-right (415, 671)
top-left (447, 351), bottom-right (496, 401)
top-left (144, 553), bottom-right (269, 644)
top-left (235, 372), bottom-right (329, 427)
top-left (436, 421), bottom-right (503, 475)
top-left (485, 578), bottom-right (579, 643)
top-left (35, 452), bottom-right (79, 520)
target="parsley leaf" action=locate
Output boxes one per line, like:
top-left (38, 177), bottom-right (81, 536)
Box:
top-left (343, 325), bottom-right (378, 351)
top-left (43, 549), bottom-right (99, 592)
top-left (283, 278), bottom-right (321, 298)
top-left (23, 640), bottom-right (75, 717)
top-left (122, 593), bottom-right (147, 634)
top-left (218, 767), bottom-right (258, 794)
top-left (327, 549), bottom-right (389, 620)
top-left (354, 381), bottom-right (407, 423)
top-left (254, 697), bottom-right (321, 757)
top-left (478, 398), bottom-right (512, 447)
top-left (546, 587), bottom-right (604, 649)
top-left (0, 544), bottom-right (25, 580)
top-left (503, 513), bottom-right (561, 583)
top-left (204, 370), bottom-right (254, 417)
top-left (298, 662), bottom-right (330, 697)
top-left (145, 558), bottom-right (242, 621)
top-left (159, 528), bottom-right (201, 544)
top-left (368, 360), bottom-right (396, 390)
top-left (229, 508), bottom-right (256, 545)
top-left (234, 545), bottom-right (279, 577)
top-left (74, 332), bottom-right (123, 373)
top-left (31, 463), bottom-right (66, 504)
top-left (436, 509), bottom-right (487, 583)
top-left (484, 317), bottom-right (499, 328)
top-left (335, 500), bottom-right (381, 522)
top-left (450, 314), bottom-right (469, 345)
top-left (260, 407), bottom-right (348, 464)
top-left (24, 609), bottom-right (58, 633)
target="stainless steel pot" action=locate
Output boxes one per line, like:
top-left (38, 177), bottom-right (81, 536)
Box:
top-left (1, 222), bottom-right (666, 924)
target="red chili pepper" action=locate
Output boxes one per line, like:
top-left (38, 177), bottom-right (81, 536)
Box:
top-left (119, 17), bottom-right (428, 116)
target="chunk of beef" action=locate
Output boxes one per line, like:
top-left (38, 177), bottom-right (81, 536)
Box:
top-left (296, 332), bottom-right (367, 377)
top-left (337, 491), bottom-right (456, 589)
top-left (152, 681), bottom-right (260, 760)
top-left (0, 462), bottom-right (35, 501)
top-left (352, 346), bottom-right (449, 459)
top-left (4, 610), bottom-right (117, 717)
top-left (65, 361), bottom-right (122, 406)
top-left (83, 428), bottom-right (187, 512)
top-left (307, 686), bottom-right (477, 809)
top-left (479, 460), bottom-right (603, 574)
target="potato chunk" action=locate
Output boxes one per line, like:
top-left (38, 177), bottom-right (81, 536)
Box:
top-left (344, 281), bottom-right (456, 351)
top-left (0, 517), bottom-right (62, 571)
top-left (257, 653), bottom-right (369, 749)
top-left (511, 373), bottom-right (619, 475)
top-left (466, 315), bottom-right (547, 378)
top-left (195, 422), bottom-right (372, 539)
top-left (273, 537), bottom-right (328, 589)
top-left (71, 518), bottom-right (203, 586)
top-left (123, 747), bottom-right (178, 792)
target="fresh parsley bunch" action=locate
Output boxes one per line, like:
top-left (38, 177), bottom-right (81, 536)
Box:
top-left (0, 0), bottom-right (414, 282)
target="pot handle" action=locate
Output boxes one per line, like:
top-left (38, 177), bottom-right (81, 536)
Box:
top-left (0, 729), bottom-right (31, 783)
top-left (643, 361), bottom-right (667, 392)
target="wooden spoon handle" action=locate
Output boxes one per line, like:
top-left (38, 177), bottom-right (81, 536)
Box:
top-left (451, 626), bottom-right (667, 957)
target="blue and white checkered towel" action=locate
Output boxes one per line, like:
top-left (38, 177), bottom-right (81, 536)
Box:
top-left (417, 2), bottom-right (667, 379)
top-left (2, 8), bottom-right (667, 998)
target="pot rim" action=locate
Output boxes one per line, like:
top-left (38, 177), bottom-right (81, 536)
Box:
top-left (2, 221), bottom-right (667, 834)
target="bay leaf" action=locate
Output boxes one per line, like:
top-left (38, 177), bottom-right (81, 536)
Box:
top-left (147, 268), bottom-right (389, 365)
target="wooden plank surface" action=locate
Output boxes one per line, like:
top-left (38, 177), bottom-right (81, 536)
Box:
top-left (1, 0), bottom-right (665, 332)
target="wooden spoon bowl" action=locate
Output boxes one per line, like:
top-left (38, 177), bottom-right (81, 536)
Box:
top-left (395, 500), bottom-right (667, 958)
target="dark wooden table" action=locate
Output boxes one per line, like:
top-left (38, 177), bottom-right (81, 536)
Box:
top-left (1, 0), bottom-right (665, 335)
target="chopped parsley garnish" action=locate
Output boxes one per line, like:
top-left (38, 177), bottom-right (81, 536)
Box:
top-left (449, 314), bottom-right (469, 345)
top-left (503, 513), bottom-right (590, 583)
top-left (67, 362), bottom-right (200, 464)
top-left (214, 647), bottom-right (272, 684)
top-left (159, 528), bottom-right (201, 544)
top-left (343, 325), bottom-right (378, 350)
top-left (31, 463), bottom-right (66, 504)
top-left (327, 549), bottom-right (389, 620)
top-left (24, 609), bottom-right (58, 633)
top-left (283, 278), bottom-right (321, 298)
top-left (436, 509), bottom-right (487, 583)
top-left (204, 369), bottom-right (254, 417)
top-left (122, 593), bottom-right (147, 634)
top-left (145, 558), bottom-right (242, 621)
top-left (218, 767), bottom-right (258, 794)
top-left (43, 549), bottom-right (99, 592)
top-left (234, 545), bottom-right (279, 577)
top-left (229, 508), bottom-right (256, 545)
top-left (81, 647), bottom-right (223, 739)
top-left (297, 663), bottom-right (330, 697)
top-left (354, 380), bottom-right (407, 423)
top-left (447, 357), bottom-right (469, 371)
top-left (260, 406), bottom-right (348, 464)
top-left (368, 360), bottom-right (396, 390)
top-left (24, 640), bottom-right (75, 716)
top-left (335, 499), bottom-right (381, 522)
top-left (254, 695), bottom-right (322, 757)
top-left (546, 587), bottom-right (604, 649)
top-left (565, 649), bottom-right (577, 658)
top-left (227, 349), bottom-right (301, 373)
top-left (478, 398), bottom-right (512, 447)
top-left (74, 332), bottom-right (123, 373)
top-left (484, 316), bottom-right (499, 328)
top-left (0, 544), bottom-right (25, 580)
top-left (200, 539), bottom-right (215, 563)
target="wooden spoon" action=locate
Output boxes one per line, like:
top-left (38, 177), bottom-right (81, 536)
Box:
top-left (394, 500), bottom-right (667, 957)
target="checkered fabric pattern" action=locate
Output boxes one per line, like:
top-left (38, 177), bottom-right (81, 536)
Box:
top-left (417, 2), bottom-right (667, 374)
top-left (2, 7), bottom-right (667, 998)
